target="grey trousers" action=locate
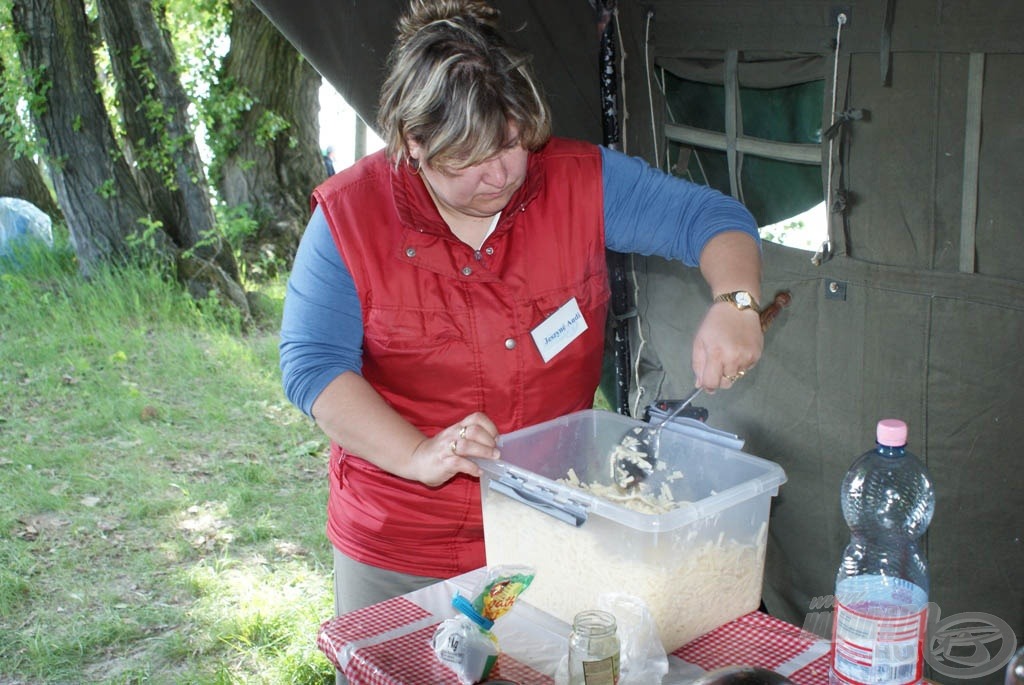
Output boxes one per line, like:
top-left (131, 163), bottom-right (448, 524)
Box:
top-left (332, 547), bottom-right (443, 684)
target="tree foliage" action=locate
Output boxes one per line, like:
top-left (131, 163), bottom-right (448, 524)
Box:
top-left (0, 0), bottom-right (323, 313)
top-left (10, 0), bottom-right (173, 275)
top-left (0, 60), bottom-right (61, 217)
top-left (209, 0), bottom-right (322, 278)
top-left (96, 0), bottom-right (239, 281)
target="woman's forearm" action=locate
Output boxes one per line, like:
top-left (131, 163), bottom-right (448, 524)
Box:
top-left (311, 371), bottom-right (427, 480)
top-left (698, 230), bottom-right (763, 304)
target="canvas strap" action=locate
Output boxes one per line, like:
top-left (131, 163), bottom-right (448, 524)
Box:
top-left (959, 53), bottom-right (985, 274)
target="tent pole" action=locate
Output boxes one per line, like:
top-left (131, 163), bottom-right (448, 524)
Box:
top-left (597, 0), bottom-right (634, 416)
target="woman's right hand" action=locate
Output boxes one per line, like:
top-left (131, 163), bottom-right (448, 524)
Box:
top-left (409, 412), bottom-right (501, 487)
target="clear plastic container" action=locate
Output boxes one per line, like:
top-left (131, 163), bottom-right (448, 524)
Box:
top-left (477, 409), bottom-right (787, 651)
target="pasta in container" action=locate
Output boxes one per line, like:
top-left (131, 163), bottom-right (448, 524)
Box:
top-left (477, 409), bottom-right (786, 652)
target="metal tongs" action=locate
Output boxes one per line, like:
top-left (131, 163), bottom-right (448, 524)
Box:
top-left (612, 291), bottom-right (792, 490)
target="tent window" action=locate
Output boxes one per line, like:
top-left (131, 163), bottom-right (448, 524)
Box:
top-left (661, 67), bottom-right (827, 251)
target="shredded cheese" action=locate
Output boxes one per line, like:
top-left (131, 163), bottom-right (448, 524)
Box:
top-left (482, 481), bottom-right (768, 651)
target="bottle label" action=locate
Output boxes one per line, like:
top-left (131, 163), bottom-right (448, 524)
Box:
top-left (831, 594), bottom-right (926, 685)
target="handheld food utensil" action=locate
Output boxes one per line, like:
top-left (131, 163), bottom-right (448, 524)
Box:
top-left (611, 386), bottom-right (703, 488)
top-left (612, 291), bottom-right (792, 490)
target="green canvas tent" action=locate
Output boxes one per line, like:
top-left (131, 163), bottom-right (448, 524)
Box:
top-left (252, 1), bottom-right (1023, 681)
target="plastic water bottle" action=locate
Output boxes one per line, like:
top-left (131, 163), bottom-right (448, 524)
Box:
top-left (1006, 645), bottom-right (1024, 685)
top-left (829, 419), bottom-right (935, 685)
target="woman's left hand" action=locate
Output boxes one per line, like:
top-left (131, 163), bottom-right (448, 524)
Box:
top-left (408, 412), bottom-right (501, 487)
top-left (691, 302), bottom-right (764, 391)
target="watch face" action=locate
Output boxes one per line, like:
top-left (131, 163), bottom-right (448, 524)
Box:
top-left (735, 291), bottom-right (752, 307)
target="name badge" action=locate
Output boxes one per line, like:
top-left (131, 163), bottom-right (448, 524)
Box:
top-left (531, 297), bottom-right (588, 363)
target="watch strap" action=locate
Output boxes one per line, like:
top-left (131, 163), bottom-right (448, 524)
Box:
top-left (713, 290), bottom-right (761, 312)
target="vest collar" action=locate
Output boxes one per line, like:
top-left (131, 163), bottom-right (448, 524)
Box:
top-left (390, 143), bottom-right (548, 240)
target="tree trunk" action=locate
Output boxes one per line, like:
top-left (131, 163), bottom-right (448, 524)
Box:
top-left (10, 0), bottom-right (173, 276)
top-left (96, 0), bottom-right (240, 282)
top-left (212, 0), bottom-right (322, 275)
top-left (0, 138), bottom-right (62, 223)
top-left (0, 58), bottom-right (63, 220)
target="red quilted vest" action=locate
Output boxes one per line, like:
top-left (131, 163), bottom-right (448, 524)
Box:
top-left (312, 138), bottom-right (609, 577)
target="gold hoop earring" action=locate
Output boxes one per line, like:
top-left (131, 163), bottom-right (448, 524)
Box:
top-left (407, 158), bottom-right (420, 176)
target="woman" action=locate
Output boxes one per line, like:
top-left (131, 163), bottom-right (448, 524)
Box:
top-left (280, 0), bottom-right (763, 647)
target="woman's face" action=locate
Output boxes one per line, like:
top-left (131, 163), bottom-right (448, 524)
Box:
top-left (408, 135), bottom-right (529, 220)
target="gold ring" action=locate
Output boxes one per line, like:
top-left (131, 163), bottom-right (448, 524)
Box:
top-left (725, 374), bottom-right (739, 382)
top-left (458, 425), bottom-right (468, 439)
top-left (737, 369), bottom-right (746, 377)
top-left (450, 440), bottom-right (458, 455)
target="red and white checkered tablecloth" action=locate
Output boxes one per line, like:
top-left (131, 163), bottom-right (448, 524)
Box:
top-left (672, 611), bottom-right (831, 685)
top-left (317, 572), bottom-right (832, 684)
top-left (318, 594), bottom-right (554, 685)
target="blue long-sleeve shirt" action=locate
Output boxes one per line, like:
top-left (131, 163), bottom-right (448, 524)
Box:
top-left (280, 145), bottom-right (758, 416)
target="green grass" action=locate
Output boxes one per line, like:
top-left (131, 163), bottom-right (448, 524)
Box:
top-left (0, 240), bottom-right (335, 683)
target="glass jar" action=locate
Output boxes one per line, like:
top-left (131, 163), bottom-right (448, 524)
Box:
top-left (568, 609), bottom-right (620, 685)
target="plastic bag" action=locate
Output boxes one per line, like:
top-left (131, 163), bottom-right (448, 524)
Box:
top-left (432, 565), bottom-right (536, 684)
top-left (470, 564), bottom-right (535, 623)
top-left (432, 614), bottom-right (500, 685)
top-left (598, 592), bottom-right (669, 685)
top-left (0, 197), bottom-right (53, 258)
top-left (555, 592), bottom-right (669, 685)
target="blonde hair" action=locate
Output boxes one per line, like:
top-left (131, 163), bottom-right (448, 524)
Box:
top-left (377, 0), bottom-right (552, 170)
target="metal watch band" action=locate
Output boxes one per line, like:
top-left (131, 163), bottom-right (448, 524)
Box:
top-left (713, 290), bottom-right (761, 312)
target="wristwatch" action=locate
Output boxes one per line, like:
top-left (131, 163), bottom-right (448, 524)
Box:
top-left (713, 290), bottom-right (761, 312)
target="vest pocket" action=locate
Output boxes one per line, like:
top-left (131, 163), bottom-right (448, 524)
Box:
top-left (523, 270), bottom-right (610, 333)
top-left (364, 306), bottom-right (465, 352)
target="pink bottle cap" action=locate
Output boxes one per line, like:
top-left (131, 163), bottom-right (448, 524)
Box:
top-left (876, 419), bottom-right (908, 447)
